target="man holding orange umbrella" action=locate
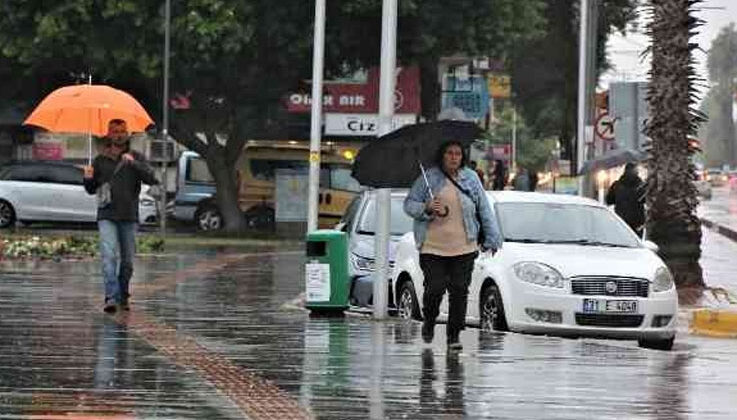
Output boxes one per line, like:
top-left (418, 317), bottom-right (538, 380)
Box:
top-left (83, 119), bottom-right (159, 313)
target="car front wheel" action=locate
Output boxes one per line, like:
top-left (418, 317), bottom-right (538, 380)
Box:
top-left (0, 200), bottom-right (16, 228)
top-left (397, 280), bottom-right (421, 321)
top-left (480, 282), bottom-right (508, 332)
top-left (195, 205), bottom-right (222, 231)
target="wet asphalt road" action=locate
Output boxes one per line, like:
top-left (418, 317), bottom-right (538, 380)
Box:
top-left (1, 231), bottom-right (736, 419)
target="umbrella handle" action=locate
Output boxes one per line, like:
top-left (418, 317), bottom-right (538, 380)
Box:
top-left (419, 161), bottom-right (434, 201)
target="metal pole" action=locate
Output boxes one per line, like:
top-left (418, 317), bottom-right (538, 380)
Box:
top-left (373, 0), bottom-right (397, 319)
top-left (160, 0), bottom-right (171, 236)
top-left (307, 0), bottom-right (326, 233)
top-left (88, 73), bottom-right (93, 165)
top-left (576, 0), bottom-right (589, 196)
top-left (511, 107), bottom-right (517, 173)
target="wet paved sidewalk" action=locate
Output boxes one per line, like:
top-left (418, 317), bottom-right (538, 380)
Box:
top-left (2, 236), bottom-right (737, 419)
top-left (699, 187), bottom-right (737, 238)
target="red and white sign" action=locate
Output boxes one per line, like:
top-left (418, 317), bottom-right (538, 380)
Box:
top-left (285, 66), bottom-right (421, 114)
top-left (32, 141), bottom-right (64, 160)
top-left (324, 113), bottom-right (416, 136)
top-left (595, 113), bottom-right (616, 141)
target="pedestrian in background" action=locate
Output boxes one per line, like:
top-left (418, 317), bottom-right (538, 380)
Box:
top-left (83, 119), bottom-right (159, 313)
top-left (491, 159), bottom-right (506, 191)
top-left (404, 141), bottom-right (502, 350)
top-left (529, 170), bottom-right (538, 192)
top-left (469, 160), bottom-right (486, 187)
top-left (513, 166), bottom-right (530, 191)
top-left (606, 162), bottom-right (646, 237)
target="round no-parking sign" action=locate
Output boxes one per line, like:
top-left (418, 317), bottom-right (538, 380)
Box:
top-left (595, 113), bottom-right (616, 141)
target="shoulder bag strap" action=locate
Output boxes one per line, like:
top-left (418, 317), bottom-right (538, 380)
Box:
top-left (441, 169), bottom-right (473, 199)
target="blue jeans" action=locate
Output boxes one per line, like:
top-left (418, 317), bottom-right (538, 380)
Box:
top-left (98, 220), bottom-right (137, 304)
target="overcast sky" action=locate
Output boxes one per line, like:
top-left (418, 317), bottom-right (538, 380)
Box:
top-left (601, 0), bottom-right (737, 95)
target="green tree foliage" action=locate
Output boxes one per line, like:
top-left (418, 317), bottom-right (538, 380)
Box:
top-left (327, 0), bottom-right (547, 120)
top-left (0, 0), bottom-right (550, 232)
top-left (703, 23), bottom-right (737, 166)
top-left (485, 105), bottom-right (557, 173)
top-left (510, 0), bottom-right (638, 158)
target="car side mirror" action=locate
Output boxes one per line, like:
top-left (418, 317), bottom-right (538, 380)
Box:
top-left (643, 240), bottom-right (659, 253)
top-left (335, 222), bottom-right (348, 232)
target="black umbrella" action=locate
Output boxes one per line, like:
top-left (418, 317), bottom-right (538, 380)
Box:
top-left (578, 148), bottom-right (646, 175)
top-left (351, 120), bottom-right (483, 188)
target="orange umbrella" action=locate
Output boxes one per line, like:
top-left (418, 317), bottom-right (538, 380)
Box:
top-left (24, 84), bottom-right (154, 137)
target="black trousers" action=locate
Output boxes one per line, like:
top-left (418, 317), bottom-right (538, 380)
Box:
top-left (419, 251), bottom-right (478, 338)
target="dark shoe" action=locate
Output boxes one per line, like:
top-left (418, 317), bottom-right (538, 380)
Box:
top-left (448, 341), bottom-right (463, 351)
top-left (120, 297), bottom-right (130, 311)
top-left (447, 332), bottom-right (462, 351)
top-left (103, 302), bottom-right (117, 314)
top-left (421, 321), bottom-right (434, 344)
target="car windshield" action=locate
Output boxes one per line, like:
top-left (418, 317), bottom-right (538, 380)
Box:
top-left (357, 196), bottom-right (414, 236)
top-left (495, 202), bottom-right (641, 248)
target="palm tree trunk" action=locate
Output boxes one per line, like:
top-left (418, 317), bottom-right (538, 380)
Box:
top-left (644, 0), bottom-right (707, 289)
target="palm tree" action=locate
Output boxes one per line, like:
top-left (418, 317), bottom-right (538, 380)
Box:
top-left (644, 0), bottom-right (706, 289)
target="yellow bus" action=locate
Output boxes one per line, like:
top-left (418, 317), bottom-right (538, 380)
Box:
top-left (175, 140), bottom-right (363, 230)
top-left (236, 140), bottom-right (362, 228)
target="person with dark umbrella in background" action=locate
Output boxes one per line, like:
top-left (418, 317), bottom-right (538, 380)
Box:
top-left (606, 162), bottom-right (646, 237)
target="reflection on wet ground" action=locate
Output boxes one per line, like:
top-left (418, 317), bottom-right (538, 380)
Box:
top-left (1, 238), bottom-right (737, 419)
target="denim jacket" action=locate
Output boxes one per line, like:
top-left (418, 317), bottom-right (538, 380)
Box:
top-left (403, 166), bottom-right (502, 252)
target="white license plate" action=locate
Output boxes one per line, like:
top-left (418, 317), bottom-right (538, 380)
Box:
top-left (583, 299), bottom-right (638, 313)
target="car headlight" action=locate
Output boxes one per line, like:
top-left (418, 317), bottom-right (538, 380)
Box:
top-left (653, 267), bottom-right (674, 292)
top-left (513, 262), bottom-right (564, 288)
top-left (351, 254), bottom-right (375, 271)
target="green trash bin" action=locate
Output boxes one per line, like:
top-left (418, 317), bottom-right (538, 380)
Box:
top-left (305, 230), bottom-right (349, 314)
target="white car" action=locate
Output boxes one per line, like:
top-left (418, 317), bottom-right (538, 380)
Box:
top-left (0, 161), bottom-right (158, 228)
top-left (391, 191), bottom-right (678, 350)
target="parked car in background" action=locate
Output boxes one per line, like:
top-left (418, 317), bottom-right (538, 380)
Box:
top-left (705, 168), bottom-right (728, 187)
top-left (695, 170), bottom-right (712, 200)
top-left (391, 191), bottom-right (678, 350)
top-left (728, 170), bottom-right (737, 193)
top-left (336, 190), bottom-right (412, 309)
top-left (0, 161), bottom-right (158, 228)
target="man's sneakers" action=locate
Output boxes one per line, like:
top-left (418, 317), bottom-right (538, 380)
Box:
top-left (103, 299), bottom-right (117, 314)
top-left (447, 332), bottom-right (463, 351)
top-left (103, 296), bottom-right (131, 313)
top-left (421, 321), bottom-right (434, 344)
top-left (120, 297), bottom-right (130, 311)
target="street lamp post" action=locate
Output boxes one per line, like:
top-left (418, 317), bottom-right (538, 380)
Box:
top-left (576, 0), bottom-right (589, 196)
top-left (160, 0), bottom-right (171, 236)
top-left (372, 0), bottom-right (398, 319)
top-left (307, 0), bottom-right (326, 233)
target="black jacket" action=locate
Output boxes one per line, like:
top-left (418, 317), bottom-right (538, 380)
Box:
top-left (84, 151), bottom-right (158, 222)
top-left (606, 173), bottom-right (645, 229)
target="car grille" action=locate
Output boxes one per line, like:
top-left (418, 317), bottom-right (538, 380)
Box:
top-left (575, 314), bottom-right (644, 328)
top-left (571, 277), bottom-right (649, 298)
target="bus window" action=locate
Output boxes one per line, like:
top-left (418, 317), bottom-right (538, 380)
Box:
top-left (187, 158), bottom-right (215, 184)
top-left (250, 159), bottom-right (308, 181)
top-left (328, 165), bottom-right (362, 192)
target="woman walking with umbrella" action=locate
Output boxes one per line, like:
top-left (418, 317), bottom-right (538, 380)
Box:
top-left (404, 141), bottom-right (502, 350)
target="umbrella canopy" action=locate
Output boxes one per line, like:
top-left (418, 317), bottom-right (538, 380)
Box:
top-left (352, 120), bottom-right (483, 188)
top-left (24, 84), bottom-right (154, 137)
top-left (578, 148), bottom-right (646, 175)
